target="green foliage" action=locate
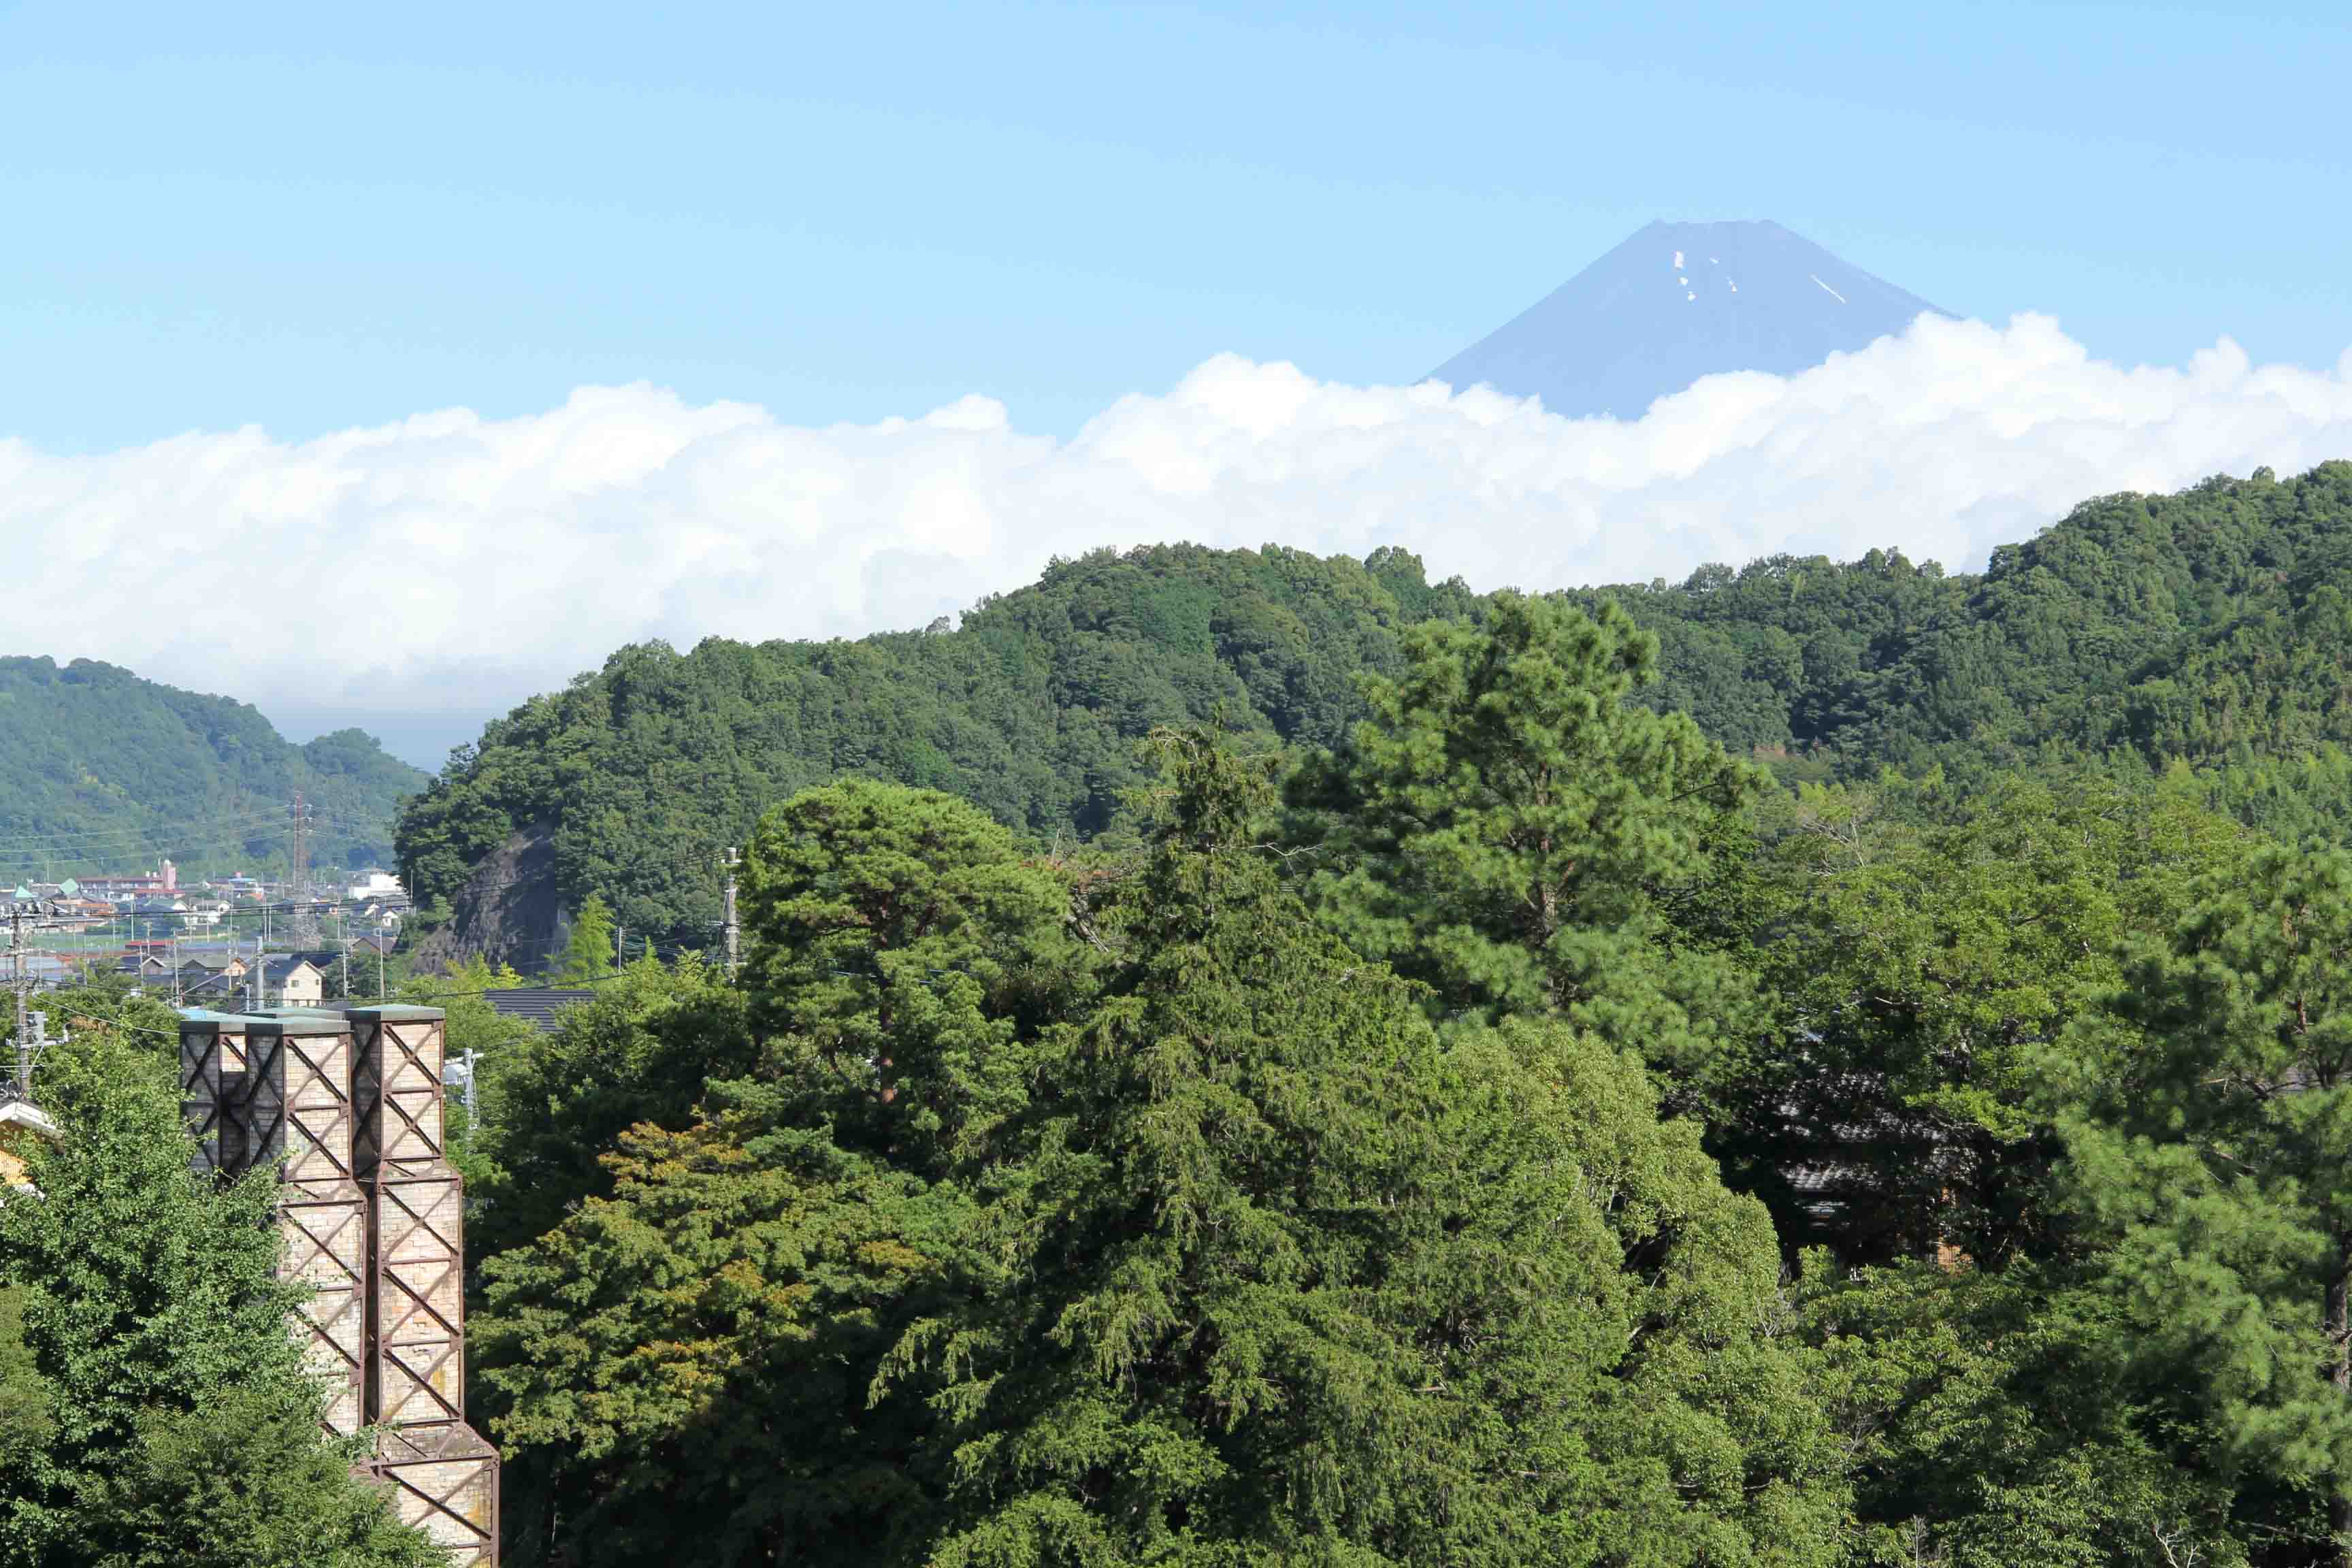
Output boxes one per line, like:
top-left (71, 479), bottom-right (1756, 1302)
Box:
top-left (479, 751), bottom-right (1848, 1566)
top-left (1803, 1257), bottom-right (2247, 1567)
top-left (0, 977), bottom-right (182, 1070)
top-left (1722, 770), bottom-right (2247, 1262)
top-left (2048, 844), bottom-right (2352, 1555)
top-left (396, 543), bottom-right (1455, 941)
top-left (399, 465), bottom-right (2352, 956)
top-left (374, 461), bottom-right (2352, 1567)
top-left (78, 1382), bottom-right (438, 1568)
top-left (0, 657), bottom-right (423, 882)
top-left (476, 787), bottom-right (1080, 1565)
top-left (0, 1289), bottom-right (55, 1473)
top-left (1288, 592), bottom-right (1761, 1096)
top-left (467, 952), bottom-right (753, 1267)
top-left (738, 779), bottom-right (1088, 1179)
top-left (924, 734), bottom-right (1844, 1565)
top-left (552, 892), bottom-right (618, 984)
top-left (0, 1025), bottom-right (431, 1567)
top-left (1594, 463), bottom-right (2352, 789)
top-left (475, 1083), bottom-right (977, 1565)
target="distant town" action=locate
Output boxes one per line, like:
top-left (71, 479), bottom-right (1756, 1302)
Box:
top-left (3, 857), bottom-right (410, 1011)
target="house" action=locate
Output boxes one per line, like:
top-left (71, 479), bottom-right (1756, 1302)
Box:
top-left (0, 1100), bottom-right (62, 1189)
top-left (481, 989), bottom-right (595, 1032)
top-left (345, 870), bottom-right (406, 904)
top-left (174, 964), bottom-right (242, 1002)
top-left (247, 956), bottom-right (327, 1009)
top-left (80, 861), bottom-right (178, 902)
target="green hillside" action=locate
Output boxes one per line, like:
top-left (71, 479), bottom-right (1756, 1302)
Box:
top-left (398, 462), bottom-right (2352, 953)
top-left (1590, 461), bottom-right (2352, 774)
top-left (395, 544), bottom-right (1476, 949)
top-left (0, 657), bottom-right (428, 883)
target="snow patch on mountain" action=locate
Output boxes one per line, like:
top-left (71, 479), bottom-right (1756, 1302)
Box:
top-left (1428, 219), bottom-right (1945, 419)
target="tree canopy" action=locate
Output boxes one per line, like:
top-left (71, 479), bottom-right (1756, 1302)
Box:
top-left (0, 1024), bottom-right (431, 1567)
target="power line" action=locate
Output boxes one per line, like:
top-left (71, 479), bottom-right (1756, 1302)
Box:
top-left (0, 802), bottom-right (306, 842)
top-left (0, 811), bottom-right (293, 857)
top-left (0, 808), bottom-right (398, 864)
top-left (0, 800), bottom-right (395, 850)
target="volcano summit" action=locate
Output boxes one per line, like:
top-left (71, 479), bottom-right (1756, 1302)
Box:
top-left (1428, 219), bottom-right (1946, 419)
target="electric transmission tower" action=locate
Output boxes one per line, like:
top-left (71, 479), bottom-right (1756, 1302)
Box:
top-left (290, 791), bottom-right (316, 947)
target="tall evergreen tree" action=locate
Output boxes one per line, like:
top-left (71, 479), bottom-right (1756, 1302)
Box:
top-left (477, 782), bottom-right (1081, 1565)
top-left (552, 892), bottom-right (618, 984)
top-left (1800, 1256), bottom-right (2248, 1567)
top-left (737, 779), bottom-right (1093, 1180)
top-left (479, 746), bottom-right (1851, 1565)
top-left (2055, 843), bottom-right (2352, 1562)
top-left (924, 730), bottom-right (1848, 1564)
top-left (1287, 591), bottom-right (1761, 1094)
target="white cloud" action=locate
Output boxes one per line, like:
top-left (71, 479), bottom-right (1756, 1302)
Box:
top-left (10, 312), bottom-right (2352, 731)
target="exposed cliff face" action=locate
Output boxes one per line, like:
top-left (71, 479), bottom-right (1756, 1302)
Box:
top-left (408, 821), bottom-right (561, 975)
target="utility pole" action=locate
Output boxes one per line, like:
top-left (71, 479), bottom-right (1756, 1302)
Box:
top-left (8, 905), bottom-right (27, 1088)
top-left (5, 899), bottom-right (67, 1099)
top-left (340, 938), bottom-right (350, 1002)
top-left (376, 938), bottom-right (386, 1003)
top-left (616, 924), bottom-right (625, 974)
top-left (722, 846), bottom-right (740, 980)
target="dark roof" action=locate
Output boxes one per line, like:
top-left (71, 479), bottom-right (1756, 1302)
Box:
top-left (482, 989), bottom-right (595, 1032)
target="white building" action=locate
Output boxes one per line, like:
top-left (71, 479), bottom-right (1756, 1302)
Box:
top-left (344, 870), bottom-right (406, 903)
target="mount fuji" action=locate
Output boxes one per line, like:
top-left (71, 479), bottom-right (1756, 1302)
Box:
top-left (1428, 219), bottom-right (1947, 419)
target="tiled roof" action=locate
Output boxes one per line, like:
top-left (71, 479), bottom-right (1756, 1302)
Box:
top-left (482, 989), bottom-right (595, 1032)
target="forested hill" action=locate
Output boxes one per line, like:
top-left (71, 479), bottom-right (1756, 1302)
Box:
top-left (0, 657), bottom-right (427, 881)
top-left (396, 545), bottom-right (1477, 961)
top-left (397, 461), bottom-right (2352, 961)
top-left (1596, 459), bottom-right (2352, 780)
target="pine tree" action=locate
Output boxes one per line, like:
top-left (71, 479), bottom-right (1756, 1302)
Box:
top-left (926, 730), bottom-right (1848, 1564)
top-left (478, 747), bottom-right (1852, 1565)
top-left (2057, 843), bottom-right (2352, 1563)
top-left (477, 782), bottom-right (1081, 1565)
top-left (1287, 591), bottom-right (1762, 1096)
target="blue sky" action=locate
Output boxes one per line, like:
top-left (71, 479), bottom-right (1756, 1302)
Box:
top-left (5, 0), bottom-right (2350, 452)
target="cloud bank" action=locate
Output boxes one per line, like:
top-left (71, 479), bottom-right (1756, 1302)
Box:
top-left (10, 312), bottom-right (2352, 738)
